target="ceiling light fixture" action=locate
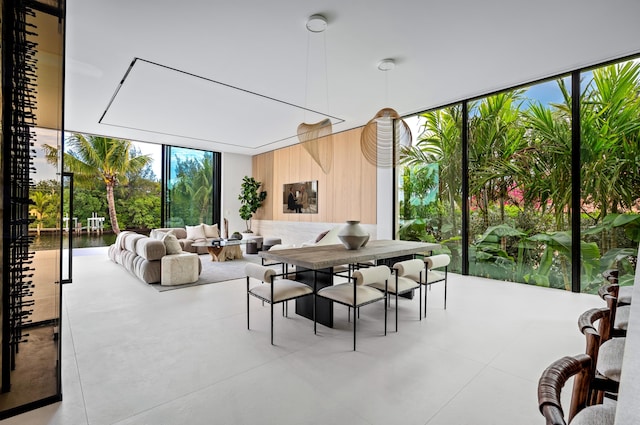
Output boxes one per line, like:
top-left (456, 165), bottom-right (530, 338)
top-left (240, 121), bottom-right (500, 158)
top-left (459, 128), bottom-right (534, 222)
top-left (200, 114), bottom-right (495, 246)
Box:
top-left (361, 58), bottom-right (412, 168)
top-left (378, 59), bottom-right (395, 71)
top-left (306, 14), bottom-right (327, 33)
top-left (298, 13), bottom-right (333, 174)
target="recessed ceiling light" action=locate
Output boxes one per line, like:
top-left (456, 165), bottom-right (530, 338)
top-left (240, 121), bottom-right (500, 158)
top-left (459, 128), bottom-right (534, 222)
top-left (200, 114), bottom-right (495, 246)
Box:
top-left (306, 14), bottom-right (327, 32)
top-left (378, 59), bottom-right (395, 71)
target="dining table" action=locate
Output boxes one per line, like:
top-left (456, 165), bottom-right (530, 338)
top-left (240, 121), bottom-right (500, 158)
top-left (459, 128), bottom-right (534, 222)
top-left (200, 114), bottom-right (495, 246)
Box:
top-left (258, 239), bottom-right (440, 327)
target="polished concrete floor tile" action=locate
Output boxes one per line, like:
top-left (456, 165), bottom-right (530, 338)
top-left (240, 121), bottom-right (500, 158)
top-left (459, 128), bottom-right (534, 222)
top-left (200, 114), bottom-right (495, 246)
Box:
top-left (0, 250), bottom-right (604, 425)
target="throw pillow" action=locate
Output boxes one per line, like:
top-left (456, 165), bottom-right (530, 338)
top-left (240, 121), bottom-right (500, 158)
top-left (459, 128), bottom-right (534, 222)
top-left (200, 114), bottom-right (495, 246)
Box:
top-left (185, 224), bottom-right (206, 241)
top-left (315, 230), bottom-right (330, 243)
top-left (163, 233), bottom-right (182, 254)
top-left (152, 229), bottom-right (173, 240)
top-left (202, 223), bottom-right (220, 238)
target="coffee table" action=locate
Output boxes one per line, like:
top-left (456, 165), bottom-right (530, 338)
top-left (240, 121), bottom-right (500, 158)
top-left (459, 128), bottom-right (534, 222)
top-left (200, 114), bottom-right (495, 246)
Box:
top-left (192, 239), bottom-right (244, 262)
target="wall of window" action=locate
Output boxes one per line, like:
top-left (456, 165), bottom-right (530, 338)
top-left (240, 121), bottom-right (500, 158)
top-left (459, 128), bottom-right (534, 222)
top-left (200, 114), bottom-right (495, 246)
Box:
top-left (162, 146), bottom-right (221, 228)
top-left (398, 56), bottom-right (640, 293)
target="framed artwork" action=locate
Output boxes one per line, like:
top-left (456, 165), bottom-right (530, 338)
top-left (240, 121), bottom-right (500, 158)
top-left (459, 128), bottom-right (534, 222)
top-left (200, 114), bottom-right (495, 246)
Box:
top-left (283, 180), bottom-right (318, 214)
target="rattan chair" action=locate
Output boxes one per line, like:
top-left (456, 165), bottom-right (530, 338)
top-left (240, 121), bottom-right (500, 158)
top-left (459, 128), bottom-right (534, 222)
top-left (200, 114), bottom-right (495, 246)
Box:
top-left (245, 263), bottom-right (313, 345)
top-left (369, 259), bottom-right (421, 331)
top-left (578, 307), bottom-right (625, 404)
top-left (538, 354), bottom-right (616, 424)
top-left (315, 265), bottom-right (389, 351)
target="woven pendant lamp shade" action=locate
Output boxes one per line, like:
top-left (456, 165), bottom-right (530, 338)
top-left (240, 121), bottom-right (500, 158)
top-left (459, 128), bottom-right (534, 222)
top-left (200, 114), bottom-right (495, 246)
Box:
top-left (360, 108), bottom-right (412, 168)
top-left (297, 118), bottom-right (333, 174)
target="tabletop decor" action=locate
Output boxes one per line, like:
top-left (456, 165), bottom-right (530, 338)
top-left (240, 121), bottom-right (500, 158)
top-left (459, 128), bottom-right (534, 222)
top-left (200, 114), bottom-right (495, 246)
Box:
top-left (338, 220), bottom-right (369, 250)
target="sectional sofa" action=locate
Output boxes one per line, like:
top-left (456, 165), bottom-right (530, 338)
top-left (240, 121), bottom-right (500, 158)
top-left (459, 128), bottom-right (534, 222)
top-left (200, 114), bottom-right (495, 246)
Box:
top-left (108, 230), bottom-right (202, 285)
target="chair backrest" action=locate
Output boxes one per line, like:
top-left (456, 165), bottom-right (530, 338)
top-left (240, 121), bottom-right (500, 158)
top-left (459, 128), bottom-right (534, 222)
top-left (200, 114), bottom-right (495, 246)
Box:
top-left (424, 254), bottom-right (450, 270)
top-left (245, 263), bottom-right (276, 283)
top-left (598, 284), bottom-right (619, 336)
top-left (538, 354), bottom-right (592, 424)
top-left (577, 307), bottom-right (610, 378)
top-left (352, 265), bottom-right (390, 286)
top-left (393, 259), bottom-right (424, 278)
top-left (598, 283), bottom-right (619, 301)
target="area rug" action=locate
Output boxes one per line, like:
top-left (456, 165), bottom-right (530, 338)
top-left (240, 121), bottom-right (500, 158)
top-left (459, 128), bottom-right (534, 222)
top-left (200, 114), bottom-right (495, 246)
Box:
top-left (151, 253), bottom-right (263, 292)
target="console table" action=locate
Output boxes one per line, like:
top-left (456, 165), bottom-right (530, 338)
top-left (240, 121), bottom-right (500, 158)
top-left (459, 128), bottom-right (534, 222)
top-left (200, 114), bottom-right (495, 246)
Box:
top-left (259, 240), bottom-right (440, 327)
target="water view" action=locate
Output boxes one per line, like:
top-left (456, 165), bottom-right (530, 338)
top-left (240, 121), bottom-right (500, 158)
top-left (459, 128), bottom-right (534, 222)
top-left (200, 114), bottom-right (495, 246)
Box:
top-left (31, 232), bottom-right (118, 251)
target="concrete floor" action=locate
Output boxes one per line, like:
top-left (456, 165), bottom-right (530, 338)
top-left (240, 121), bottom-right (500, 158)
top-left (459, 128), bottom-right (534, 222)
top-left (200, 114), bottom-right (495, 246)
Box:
top-left (1, 247), bottom-right (603, 425)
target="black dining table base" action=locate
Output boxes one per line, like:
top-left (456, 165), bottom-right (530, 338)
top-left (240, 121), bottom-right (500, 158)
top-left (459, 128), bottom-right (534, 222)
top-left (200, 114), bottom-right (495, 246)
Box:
top-left (295, 267), bottom-right (334, 328)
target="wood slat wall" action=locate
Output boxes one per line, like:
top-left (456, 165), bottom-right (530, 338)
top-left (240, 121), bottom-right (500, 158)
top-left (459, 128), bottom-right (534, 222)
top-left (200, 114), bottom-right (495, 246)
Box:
top-left (252, 127), bottom-right (377, 224)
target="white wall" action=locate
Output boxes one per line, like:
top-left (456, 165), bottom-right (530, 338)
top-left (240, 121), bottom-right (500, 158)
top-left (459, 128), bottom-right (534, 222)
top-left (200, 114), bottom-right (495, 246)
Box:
top-left (376, 167), bottom-right (394, 240)
top-left (221, 152), bottom-right (252, 236)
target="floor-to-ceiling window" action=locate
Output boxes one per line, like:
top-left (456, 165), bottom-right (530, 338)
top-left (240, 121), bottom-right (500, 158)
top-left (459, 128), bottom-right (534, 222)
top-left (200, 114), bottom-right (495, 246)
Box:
top-left (163, 146), bottom-right (221, 228)
top-left (578, 60), bottom-right (640, 292)
top-left (398, 55), bottom-right (640, 293)
top-left (467, 78), bottom-right (573, 289)
top-left (399, 107), bottom-right (463, 273)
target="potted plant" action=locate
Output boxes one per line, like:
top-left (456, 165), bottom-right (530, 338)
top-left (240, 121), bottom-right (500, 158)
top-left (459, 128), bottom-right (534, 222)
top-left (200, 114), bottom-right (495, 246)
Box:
top-left (238, 176), bottom-right (267, 233)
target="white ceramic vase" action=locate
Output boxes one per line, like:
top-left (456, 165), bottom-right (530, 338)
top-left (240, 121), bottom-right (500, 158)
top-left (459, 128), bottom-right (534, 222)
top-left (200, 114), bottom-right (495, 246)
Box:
top-left (338, 220), bottom-right (369, 250)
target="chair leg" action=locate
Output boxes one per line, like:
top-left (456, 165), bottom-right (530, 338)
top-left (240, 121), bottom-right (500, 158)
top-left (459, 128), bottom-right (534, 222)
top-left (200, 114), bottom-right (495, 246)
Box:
top-left (424, 283), bottom-right (428, 318)
top-left (444, 269), bottom-right (448, 309)
top-left (312, 294), bottom-right (316, 331)
top-left (395, 291), bottom-right (399, 332)
top-left (384, 294), bottom-right (388, 336)
top-left (353, 305), bottom-right (357, 351)
top-left (419, 284), bottom-right (422, 321)
top-left (247, 278), bottom-right (250, 330)
top-left (271, 302), bottom-right (274, 345)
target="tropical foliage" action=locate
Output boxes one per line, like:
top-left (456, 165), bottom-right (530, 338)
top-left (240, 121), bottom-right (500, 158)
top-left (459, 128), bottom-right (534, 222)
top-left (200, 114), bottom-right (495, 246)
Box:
top-left (43, 134), bottom-right (153, 234)
top-left (167, 152), bottom-right (214, 226)
top-left (399, 60), bottom-right (640, 293)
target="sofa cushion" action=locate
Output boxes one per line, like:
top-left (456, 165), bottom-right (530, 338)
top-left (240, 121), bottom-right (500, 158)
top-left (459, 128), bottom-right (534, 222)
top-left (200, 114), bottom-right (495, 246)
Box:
top-left (115, 230), bottom-right (133, 250)
top-left (131, 256), bottom-right (162, 284)
top-left (152, 227), bottom-right (188, 240)
top-left (124, 233), bottom-right (146, 253)
top-left (162, 233), bottom-right (183, 255)
top-left (186, 224), bottom-right (207, 241)
top-left (135, 237), bottom-right (166, 261)
top-left (151, 229), bottom-right (174, 240)
top-left (202, 223), bottom-right (220, 238)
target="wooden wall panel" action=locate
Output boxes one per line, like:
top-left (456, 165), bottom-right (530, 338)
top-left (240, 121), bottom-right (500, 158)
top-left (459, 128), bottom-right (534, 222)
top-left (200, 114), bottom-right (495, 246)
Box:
top-left (359, 131), bottom-right (377, 225)
top-left (252, 152), bottom-right (273, 220)
top-left (253, 126), bottom-right (377, 225)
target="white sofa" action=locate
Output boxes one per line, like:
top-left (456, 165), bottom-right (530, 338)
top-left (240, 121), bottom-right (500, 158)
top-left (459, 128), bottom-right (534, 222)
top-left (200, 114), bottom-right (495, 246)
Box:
top-left (108, 231), bottom-right (202, 285)
top-left (151, 223), bottom-right (221, 255)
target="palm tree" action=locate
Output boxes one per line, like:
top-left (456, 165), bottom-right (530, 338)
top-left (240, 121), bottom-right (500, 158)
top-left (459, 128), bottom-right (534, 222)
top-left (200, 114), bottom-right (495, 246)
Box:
top-left (521, 83), bottom-right (573, 230)
top-left (401, 105), bottom-right (463, 236)
top-left (467, 91), bottom-right (527, 226)
top-left (44, 134), bottom-right (152, 234)
top-left (29, 191), bottom-right (52, 235)
top-left (172, 154), bottom-right (213, 224)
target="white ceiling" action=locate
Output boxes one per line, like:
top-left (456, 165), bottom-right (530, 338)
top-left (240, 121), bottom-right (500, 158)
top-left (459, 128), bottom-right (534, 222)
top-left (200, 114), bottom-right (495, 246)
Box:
top-left (65, 0), bottom-right (640, 156)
